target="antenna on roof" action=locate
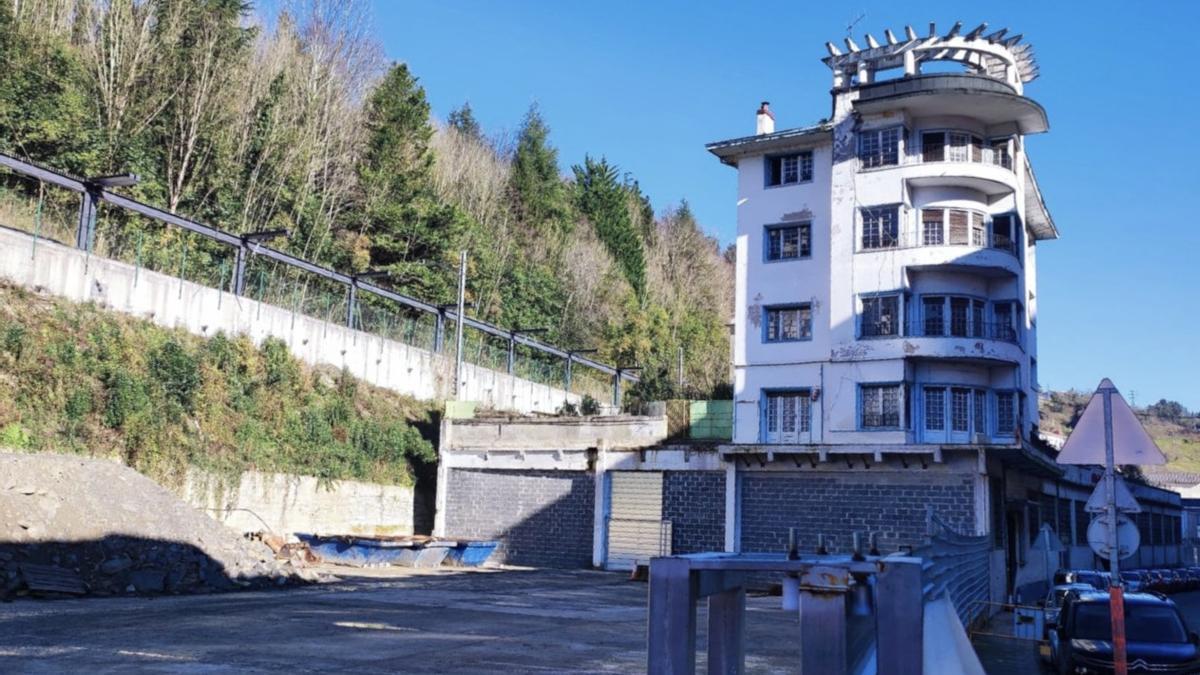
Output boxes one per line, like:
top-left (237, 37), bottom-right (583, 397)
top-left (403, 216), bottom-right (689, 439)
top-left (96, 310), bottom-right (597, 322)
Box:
top-left (845, 11), bottom-right (866, 37)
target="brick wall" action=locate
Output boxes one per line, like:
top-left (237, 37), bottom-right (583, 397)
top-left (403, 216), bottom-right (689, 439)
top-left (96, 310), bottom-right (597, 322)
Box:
top-left (663, 471), bottom-right (725, 554)
top-left (444, 469), bottom-right (594, 568)
top-left (740, 472), bottom-right (976, 556)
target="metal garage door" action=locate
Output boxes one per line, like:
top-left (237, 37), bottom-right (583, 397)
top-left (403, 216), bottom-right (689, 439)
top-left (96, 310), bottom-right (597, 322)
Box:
top-left (606, 471), bottom-right (671, 570)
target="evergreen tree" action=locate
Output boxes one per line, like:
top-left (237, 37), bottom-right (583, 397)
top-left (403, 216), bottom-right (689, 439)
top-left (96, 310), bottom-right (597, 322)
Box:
top-left (573, 155), bottom-right (647, 300)
top-left (511, 103), bottom-right (570, 236)
top-left (447, 101), bottom-right (484, 142)
top-left (358, 63), bottom-right (465, 301)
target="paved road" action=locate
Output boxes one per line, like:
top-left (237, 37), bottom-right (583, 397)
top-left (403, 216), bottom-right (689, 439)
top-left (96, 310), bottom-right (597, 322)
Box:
top-left (974, 590), bottom-right (1200, 674)
top-left (0, 567), bottom-right (807, 673)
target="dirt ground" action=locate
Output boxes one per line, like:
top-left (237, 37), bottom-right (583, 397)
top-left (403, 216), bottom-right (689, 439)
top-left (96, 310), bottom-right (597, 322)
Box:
top-left (0, 566), bottom-right (810, 673)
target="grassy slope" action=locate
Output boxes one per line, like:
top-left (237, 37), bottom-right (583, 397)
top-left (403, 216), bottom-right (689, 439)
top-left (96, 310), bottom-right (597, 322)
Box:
top-left (0, 280), bottom-right (436, 486)
top-left (1039, 390), bottom-right (1200, 474)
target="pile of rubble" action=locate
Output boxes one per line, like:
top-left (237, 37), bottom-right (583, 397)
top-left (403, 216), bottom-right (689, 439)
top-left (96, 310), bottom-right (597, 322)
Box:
top-left (0, 452), bottom-right (321, 599)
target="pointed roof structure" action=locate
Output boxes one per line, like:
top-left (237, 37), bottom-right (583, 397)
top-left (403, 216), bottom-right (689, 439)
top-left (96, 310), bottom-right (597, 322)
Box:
top-left (1057, 379), bottom-right (1167, 466)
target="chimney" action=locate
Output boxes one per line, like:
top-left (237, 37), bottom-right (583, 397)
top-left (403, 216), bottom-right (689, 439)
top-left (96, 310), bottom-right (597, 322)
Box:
top-left (756, 101), bottom-right (775, 135)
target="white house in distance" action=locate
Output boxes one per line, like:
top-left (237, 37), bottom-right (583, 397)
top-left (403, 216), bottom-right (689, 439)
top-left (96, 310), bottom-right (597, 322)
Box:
top-left (708, 21), bottom-right (1056, 451)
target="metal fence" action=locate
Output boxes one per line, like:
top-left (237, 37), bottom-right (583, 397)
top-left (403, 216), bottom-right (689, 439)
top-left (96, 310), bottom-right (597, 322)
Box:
top-left (0, 152), bottom-right (632, 404)
top-left (911, 507), bottom-right (994, 630)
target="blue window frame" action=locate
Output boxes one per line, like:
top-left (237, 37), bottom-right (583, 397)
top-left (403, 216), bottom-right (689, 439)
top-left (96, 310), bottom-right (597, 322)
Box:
top-left (860, 383), bottom-right (904, 429)
top-left (860, 206), bottom-right (899, 250)
top-left (764, 304), bottom-right (812, 342)
top-left (761, 389), bottom-right (812, 443)
top-left (995, 391), bottom-right (1017, 435)
top-left (859, 293), bottom-right (902, 337)
top-left (765, 223), bottom-right (811, 261)
top-left (765, 152), bottom-right (813, 186)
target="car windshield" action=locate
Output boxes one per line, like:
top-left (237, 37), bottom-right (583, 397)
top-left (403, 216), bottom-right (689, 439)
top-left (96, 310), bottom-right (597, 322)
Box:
top-left (1073, 603), bottom-right (1189, 643)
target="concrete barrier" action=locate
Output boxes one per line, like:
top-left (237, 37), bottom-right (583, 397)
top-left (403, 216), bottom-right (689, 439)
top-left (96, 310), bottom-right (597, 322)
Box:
top-left (0, 226), bottom-right (579, 414)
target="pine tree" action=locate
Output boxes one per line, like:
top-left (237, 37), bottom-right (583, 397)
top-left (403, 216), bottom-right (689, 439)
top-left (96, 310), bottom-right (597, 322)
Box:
top-left (447, 101), bottom-right (484, 143)
top-left (357, 63), bottom-right (465, 301)
top-left (510, 103), bottom-right (570, 236)
top-left (573, 155), bottom-right (646, 300)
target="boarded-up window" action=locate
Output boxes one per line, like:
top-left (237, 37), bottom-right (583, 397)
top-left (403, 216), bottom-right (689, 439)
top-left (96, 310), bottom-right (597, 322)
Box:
top-left (971, 212), bottom-right (986, 246)
top-left (948, 209), bottom-right (969, 244)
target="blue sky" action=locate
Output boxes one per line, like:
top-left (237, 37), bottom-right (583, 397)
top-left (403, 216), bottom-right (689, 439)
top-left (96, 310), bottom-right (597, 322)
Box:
top-left (374, 1), bottom-right (1200, 410)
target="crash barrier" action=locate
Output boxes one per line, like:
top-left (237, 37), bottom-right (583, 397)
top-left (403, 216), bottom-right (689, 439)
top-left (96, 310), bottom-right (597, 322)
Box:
top-left (646, 552), bottom-right (924, 675)
top-left (910, 507), bottom-right (993, 629)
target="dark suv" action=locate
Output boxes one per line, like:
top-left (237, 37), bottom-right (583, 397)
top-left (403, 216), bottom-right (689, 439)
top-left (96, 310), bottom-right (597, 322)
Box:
top-left (1049, 590), bottom-right (1200, 674)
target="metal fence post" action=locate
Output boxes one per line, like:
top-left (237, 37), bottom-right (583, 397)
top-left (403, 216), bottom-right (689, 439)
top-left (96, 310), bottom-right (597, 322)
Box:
top-left (612, 369), bottom-right (622, 408)
top-left (874, 559), bottom-right (923, 675)
top-left (233, 244), bottom-right (248, 295)
top-left (564, 354), bottom-right (573, 394)
top-left (707, 586), bottom-right (746, 674)
top-left (507, 335), bottom-right (516, 374)
top-left (75, 189), bottom-right (98, 251)
top-left (434, 310), bottom-right (446, 352)
top-left (797, 566), bottom-right (848, 675)
top-left (647, 557), bottom-right (697, 675)
top-left (345, 282), bottom-right (357, 330)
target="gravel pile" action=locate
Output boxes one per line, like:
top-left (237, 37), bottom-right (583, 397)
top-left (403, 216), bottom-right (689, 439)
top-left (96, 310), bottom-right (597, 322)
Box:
top-left (0, 452), bottom-right (315, 598)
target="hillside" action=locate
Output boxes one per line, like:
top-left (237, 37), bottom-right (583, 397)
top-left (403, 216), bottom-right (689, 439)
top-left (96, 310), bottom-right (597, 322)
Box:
top-left (1039, 390), bottom-right (1200, 476)
top-left (0, 0), bottom-right (733, 405)
top-left (0, 280), bottom-right (435, 486)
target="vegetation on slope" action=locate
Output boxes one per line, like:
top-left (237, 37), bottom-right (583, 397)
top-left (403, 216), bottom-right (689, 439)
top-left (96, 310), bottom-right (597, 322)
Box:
top-left (0, 281), bottom-right (435, 485)
top-left (0, 0), bottom-right (734, 404)
top-left (1040, 390), bottom-right (1200, 474)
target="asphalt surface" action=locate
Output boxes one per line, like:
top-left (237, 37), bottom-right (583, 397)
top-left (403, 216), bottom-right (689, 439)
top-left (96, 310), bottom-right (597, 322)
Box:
top-left (973, 590), bottom-right (1200, 674)
top-left (0, 567), bottom-right (808, 673)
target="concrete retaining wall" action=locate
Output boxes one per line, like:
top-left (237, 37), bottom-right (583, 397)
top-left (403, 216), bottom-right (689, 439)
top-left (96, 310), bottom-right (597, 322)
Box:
top-left (443, 468), bottom-right (594, 568)
top-left (448, 415), bottom-right (669, 451)
top-left (0, 226), bottom-right (577, 414)
top-left (181, 470), bottom-right (419, 537)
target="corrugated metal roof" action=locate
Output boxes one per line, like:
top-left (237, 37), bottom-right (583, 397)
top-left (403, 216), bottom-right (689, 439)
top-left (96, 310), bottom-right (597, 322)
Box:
top-left (705, 123), bottom-right (833, 166)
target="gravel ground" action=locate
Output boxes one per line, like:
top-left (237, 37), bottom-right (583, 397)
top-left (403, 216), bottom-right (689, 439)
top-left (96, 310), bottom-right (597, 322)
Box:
top-left (0, 452), bottom-right (309, 597)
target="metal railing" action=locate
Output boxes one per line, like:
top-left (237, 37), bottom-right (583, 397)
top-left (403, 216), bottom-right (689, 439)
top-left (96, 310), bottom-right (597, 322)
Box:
top-left (911, 508), bottom-right (994, 630)
top-left (858, 229), bottom-right (1020, 257)
top-left (860, 320), bottom-right (1019, 344)
top-left (0, 151), bottom-right (637, 401)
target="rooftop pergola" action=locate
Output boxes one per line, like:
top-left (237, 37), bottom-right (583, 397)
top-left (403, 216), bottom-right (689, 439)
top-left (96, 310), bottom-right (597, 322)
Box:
top-left (822, 21), bottom-right (1038, 93)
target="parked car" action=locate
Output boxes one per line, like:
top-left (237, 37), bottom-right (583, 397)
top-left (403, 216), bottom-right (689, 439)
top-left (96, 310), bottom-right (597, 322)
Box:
top-left (1048, 590), bottom-right (1200, 674)
top-left (1042, 583), bottom-right (1095, 637)
top-left (1119, 571), bottom-right (1145, 593)
top-left (1068, 569), bottom-right (1107, 590)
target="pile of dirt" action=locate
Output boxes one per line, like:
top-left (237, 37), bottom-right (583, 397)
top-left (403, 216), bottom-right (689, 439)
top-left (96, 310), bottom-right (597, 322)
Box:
top-left (0, 452), bottom-right (316, 598)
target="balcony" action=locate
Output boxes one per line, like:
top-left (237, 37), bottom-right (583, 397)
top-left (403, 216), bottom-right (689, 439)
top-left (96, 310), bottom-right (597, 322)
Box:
top-left (861, 320), bottom-right (1017, 344)
top-left (853, 74), bottom-right (1049, 135)
top-left (855, 230), bottom-right (1023, 277)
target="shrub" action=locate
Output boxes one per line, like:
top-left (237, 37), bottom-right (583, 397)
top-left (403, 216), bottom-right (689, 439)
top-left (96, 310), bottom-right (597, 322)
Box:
top-left (0, 422), bottom-right (30, 449)
top-left (103, 371), bottom-right (151, 429)
top-left (64, 387), bottom-right (93, 421)
top-left (261, 337), bottom-right (298, 387)
top-left (580, 394), bottom-right (600, 416)
top-left (557, 400), bottom-right (579, 416)
top-left (148, 339), bottom-right (200, 413)
top-left (2, 324), bottom-right (25, 359)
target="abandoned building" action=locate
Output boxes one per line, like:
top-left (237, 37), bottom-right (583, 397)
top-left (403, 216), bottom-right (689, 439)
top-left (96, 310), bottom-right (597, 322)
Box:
top-left (435, 23), bottom-right (1185, 601)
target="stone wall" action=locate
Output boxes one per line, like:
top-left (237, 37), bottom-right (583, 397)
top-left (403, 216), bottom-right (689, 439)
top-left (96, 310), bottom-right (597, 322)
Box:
top-left (444, 469), bottom-right (594, 568)
top-left (663, 471), bottom-right (725, 554)
top-left (181, 470), bottom-right (419, 537)
top-left (739, 471), bottom-right (976, 556)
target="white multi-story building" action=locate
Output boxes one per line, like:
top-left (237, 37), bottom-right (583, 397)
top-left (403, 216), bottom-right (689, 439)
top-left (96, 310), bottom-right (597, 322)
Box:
top-left (709, 22), bottom-right (1056, 451)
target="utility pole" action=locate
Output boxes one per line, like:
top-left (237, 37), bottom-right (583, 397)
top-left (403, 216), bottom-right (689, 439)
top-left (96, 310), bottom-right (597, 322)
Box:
top-left (1101, 386), bottom-right (1128, 675)
top-left (453, 250), bottom-right (467, 400)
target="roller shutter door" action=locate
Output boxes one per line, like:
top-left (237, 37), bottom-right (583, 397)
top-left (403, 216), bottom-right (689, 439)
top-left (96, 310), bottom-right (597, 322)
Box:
top-left (606, 471), bottom-right (671, 570)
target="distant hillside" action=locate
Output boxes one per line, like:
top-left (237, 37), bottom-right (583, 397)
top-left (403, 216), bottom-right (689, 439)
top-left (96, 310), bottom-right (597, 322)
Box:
top-left (1040, 390), bottom-right (1200, 476)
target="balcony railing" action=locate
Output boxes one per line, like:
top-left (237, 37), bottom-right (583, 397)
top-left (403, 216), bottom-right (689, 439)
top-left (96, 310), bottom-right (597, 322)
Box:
top-left (860, 321), bottom-right (1018, 344)
top-left (858, 231), bottom-right (1020, 257)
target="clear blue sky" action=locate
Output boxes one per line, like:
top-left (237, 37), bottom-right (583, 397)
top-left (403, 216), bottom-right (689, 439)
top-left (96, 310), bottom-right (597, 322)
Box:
top-left (374, 0), bottom-right (1200, 411)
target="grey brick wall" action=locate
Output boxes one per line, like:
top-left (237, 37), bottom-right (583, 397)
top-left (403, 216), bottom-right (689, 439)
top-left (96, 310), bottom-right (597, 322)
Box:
top-left (740, 472), bottom-right (976, 556)
top-left (663, 471), bottom-right (725, 554)
top-left (445, 469), bottom-right (594, 568)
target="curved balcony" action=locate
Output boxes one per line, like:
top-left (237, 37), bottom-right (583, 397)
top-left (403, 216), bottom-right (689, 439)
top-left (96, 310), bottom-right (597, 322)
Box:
top-left (901, 159), bottom-right (1017, 197)
top-left (856, 236), bottom-right (1023, 278)
top-left (854, 74), bottom-right (1048, 134)
top-left (855, 330), bottom-right (1025, 366)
